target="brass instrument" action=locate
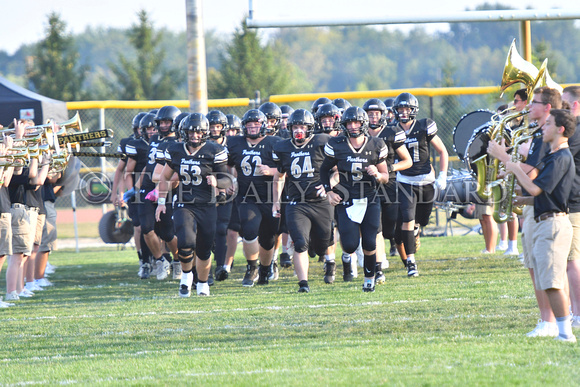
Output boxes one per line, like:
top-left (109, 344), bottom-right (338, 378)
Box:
top-left (472, 108), bottom-right (529, 200)
top-left (500, 40), bottom-right (542, 98)
top-left (490, 129), bottom-right (534, 223)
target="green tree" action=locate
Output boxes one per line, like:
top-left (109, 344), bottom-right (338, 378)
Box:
top-left (105, 10), bottom-right (183, 100)
top-left (26, 13), bottom-right (87, 101)
top-left (209, 20), bottom-right (310, 99)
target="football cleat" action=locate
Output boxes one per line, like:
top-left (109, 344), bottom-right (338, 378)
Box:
top-left (215, 266), bottom-right (229, 281)
top-left (242, 265), bottom-right (258, 287)
top-left (268, 261), bottom-right (279, 281)
top-left (407, 261), bottom-right (419, 277)
top-left (257, 264), bottom-right (271, 285)
top-left (279, 252), bottom-right (292, 268)
top-left (375, 270), bottom-right (386, 284)
top-left (342, 261), bottom-right (354, 282)
top-left (324, 261), bottom-right (336, 284)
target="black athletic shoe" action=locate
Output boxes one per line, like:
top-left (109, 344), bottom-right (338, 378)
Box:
top-left (279, 252), bottom-right (292, 268)
top-left (389, 243), bottom-right (398, 257)
top-left (257, 264), bottom-right (270, 285)
top-left (298, 280), bottom-right (310, 293)
top-left (324, 261), bottom-right (336, 284)
top-left (179, 284), bottom-right (191, 298)
top-left (140, 263), bottom-right (151, 279)
top-left (342, 261), bottom-right (354, 282)
top-left (407, 261), bottom-right (419, 277)
top-left (242, 265), bottom-right (258, 287)
top-left (215, 266), bottom-right (229, 281)
top-left (207, 271), bottom-right (214, 287)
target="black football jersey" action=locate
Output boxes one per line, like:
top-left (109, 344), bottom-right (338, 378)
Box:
top-left (273, 134), bottom-right (331, 202)
top-left (227, 135), bottom-right (281, 203)
top-left (125, 137), bottom-right (151, 183)
top-left (164, 141), bottom-right (228, 204)
top-left (117, 134), bottom-right (136, 162)
top-left (398, 118), bottom-right (437, 176)
top-left (322, 136), bottom-right (388, 201)
top-left (141, 135), bottom-right (178, 192)
top-left (375, 124), bottom-right (406, 179)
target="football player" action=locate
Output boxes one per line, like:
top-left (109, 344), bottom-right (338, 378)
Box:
top-left (272, 109), bottom-right (334, 293)
top-left (392, 93), bottom-right (448, 277)
top-left (138, 106), bottom-right (181, 280)
top-left (363, 98), bottom-right (412, 283)
top-left (320, 106), bottom-right (390, 292)
top-left (156, 113), bottom-right (230, 297)
top-left (111, 112), bottom-right (148, 274)
top-left (227, 109), bottom-right (282, 287)
top-left (207, 110), bottom-right (234, 282)
top-left (126, 113), bottom-right (158, 279)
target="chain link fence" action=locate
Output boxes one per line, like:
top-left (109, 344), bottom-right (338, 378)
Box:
top-left (59, 87), bottom-right (506, 209)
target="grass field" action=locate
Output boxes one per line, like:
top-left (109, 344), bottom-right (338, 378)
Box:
top-left (1, 234), bottom-right (579, 386)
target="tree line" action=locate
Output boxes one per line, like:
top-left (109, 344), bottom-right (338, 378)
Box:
top-left (1, 2), bottom-right (579, 102)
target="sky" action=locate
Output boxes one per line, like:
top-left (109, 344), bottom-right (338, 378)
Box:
top-left (1, 0), bottom-right (578, 55)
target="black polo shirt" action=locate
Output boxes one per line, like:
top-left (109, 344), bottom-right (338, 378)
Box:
top-left (568, 118), bottom-right (580, 213)
top-left (532, 147), bottom-right (575, 218)
top-left (0, 186), bottom-right (10, 214)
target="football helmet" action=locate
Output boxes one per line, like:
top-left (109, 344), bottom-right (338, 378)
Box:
top-left (173, 112), bottom-right (190, 134)
top-left (314, 103), bottom-right (341, 134)
top-left (311, 97), bottom-right (332, 114)
top-left (258, 102), bottom-right (282, 135)
top-left (241, 109), bottom-right (267, 139)
top-left (139, 113), bottom-right (157, 141)
top-left (341, 106), bottom-right (369, 138)
top-left (132, 112), bottom-right (148, 137)
top-left (332, 98), bottom-right (352, 113)
top-left (155, 105), bottom-right (182, 135)
top-left (225, 114), bottom-right (242, 135)
top-left (179, 113), bottom-right (210, 148)
top-left (287, 109), bottom-right (315, 144)
top-left (280, 105), bottom-right (295, 119)
top-left (207, 110), bottom-right (228, 139)
top-left (362, 98), bottom-right (388, 129)
top-left (393, 93), bottom-right (419, 124)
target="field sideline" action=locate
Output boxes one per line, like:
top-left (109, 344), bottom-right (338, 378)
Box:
top-left (1, 234), bottom-right (578, 385)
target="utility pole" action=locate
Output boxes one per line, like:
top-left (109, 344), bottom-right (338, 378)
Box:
top-left (185, 0), bottom-right (208, 114)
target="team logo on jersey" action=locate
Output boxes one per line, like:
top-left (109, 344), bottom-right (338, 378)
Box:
top-left (291, 151), bottom-right (310, 158)
top-left (242, 149), bottom-right (261, 156)
top-left (347, 156), bottom-right (368, 163)
top-left (180, 159), bottom-right (200, 165)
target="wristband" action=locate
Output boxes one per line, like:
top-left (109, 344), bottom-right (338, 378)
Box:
top-left (158, 198), bottom-right (166, 205)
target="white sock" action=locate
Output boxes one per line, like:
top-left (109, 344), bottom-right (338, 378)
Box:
top-left (223, 264), bottom-right (231, 272)
top-left (407, 254), bottom-right (415, 264)
top-left (342, 252), bottom-right (351, 263)
top-left (181, 271), bottom-right (193, 287)
top-left (273, 248), bottom-right (280, 262)
top-left (556, 315), bottom-right (574, 338)
top-left (508, 240), bottom-right (517, 250)
top-left (325, 253), bottom-right (335, 263)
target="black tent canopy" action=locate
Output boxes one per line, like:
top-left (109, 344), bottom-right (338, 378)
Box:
top-left (0, 76), bottom-right (68, 127)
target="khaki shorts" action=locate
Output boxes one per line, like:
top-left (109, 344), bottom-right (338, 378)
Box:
top-left (474, 203), bottom-right (493, 219)
top-left (532, 215), bottom-right (573, 291)
top-left (34, 213), bottom-right (46, 246)
top-left (11, 206), bottom-right (36, 256)
top-left (0, 213), bottom-right (12, 256)
top-left (39, 201), bottom-right (57, 252)
top-left (521, 205), bottom-right (535, 269)
top-left (568, 211), bottom-right (580, 261)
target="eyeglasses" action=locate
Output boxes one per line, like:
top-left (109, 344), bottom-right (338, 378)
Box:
top-left (530, 100), bottom-right (547, 105)
top-left (514, 98), bottom-right (523, 103)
